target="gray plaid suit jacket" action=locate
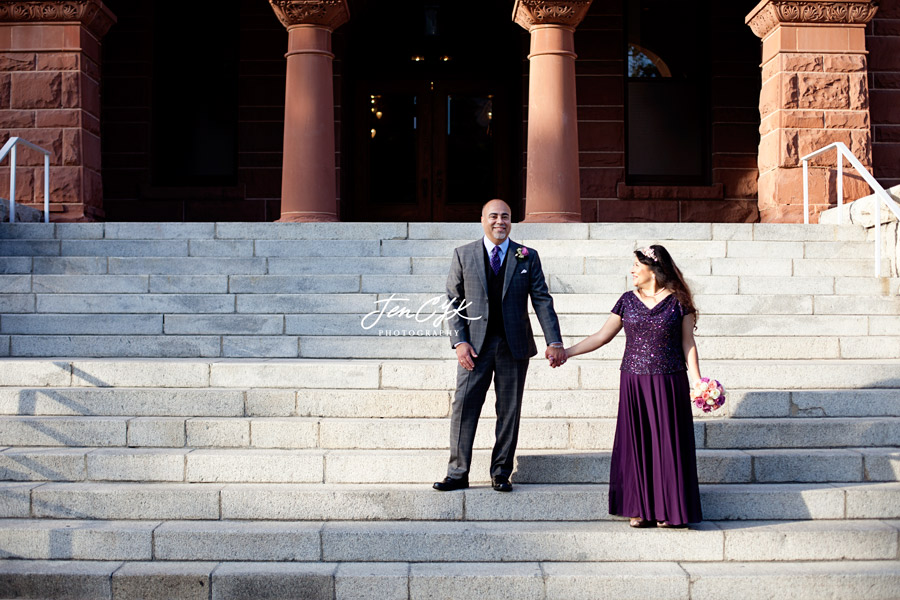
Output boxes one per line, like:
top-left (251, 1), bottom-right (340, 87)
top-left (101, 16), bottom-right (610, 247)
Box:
top-left (446, 239), bottom-right (562, 360)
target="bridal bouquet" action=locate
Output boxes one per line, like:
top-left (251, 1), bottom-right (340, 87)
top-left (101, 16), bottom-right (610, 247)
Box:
top-left (692, 378), bottom-right (726, 412)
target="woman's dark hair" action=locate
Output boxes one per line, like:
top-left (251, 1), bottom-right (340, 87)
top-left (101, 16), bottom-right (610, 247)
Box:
top-left (635, 244), bottom-right (698, 326)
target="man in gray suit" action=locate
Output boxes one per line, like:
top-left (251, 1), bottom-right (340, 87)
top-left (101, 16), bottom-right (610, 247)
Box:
top-left (434, 199), bottom-right (566, 492)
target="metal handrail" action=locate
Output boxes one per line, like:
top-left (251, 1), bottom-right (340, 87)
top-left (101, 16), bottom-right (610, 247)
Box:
top-left (802, 142), bottom-right (900, 277)
top-left (0, 136), bottom-right (51, 223)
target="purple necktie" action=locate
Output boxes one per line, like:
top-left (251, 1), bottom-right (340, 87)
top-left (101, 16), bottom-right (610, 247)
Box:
top-left (490, 245), bottom-right (501, 275)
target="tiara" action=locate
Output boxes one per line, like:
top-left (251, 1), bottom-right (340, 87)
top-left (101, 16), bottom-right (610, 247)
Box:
top-left (639, 246), bottom-right (658, 262)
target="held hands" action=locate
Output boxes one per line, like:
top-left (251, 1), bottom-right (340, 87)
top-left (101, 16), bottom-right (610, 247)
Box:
top-left (546, 345), bottom-right (567, 368)
top-left (456, 342), bottom-right (478, 371)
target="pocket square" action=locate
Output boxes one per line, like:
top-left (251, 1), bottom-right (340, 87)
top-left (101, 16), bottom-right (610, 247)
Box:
top-left (520, 269), bottom-right (527, 274)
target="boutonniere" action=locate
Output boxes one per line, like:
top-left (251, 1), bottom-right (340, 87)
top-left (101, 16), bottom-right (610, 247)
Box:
top-left (515, 247), bottom-right (529, 261)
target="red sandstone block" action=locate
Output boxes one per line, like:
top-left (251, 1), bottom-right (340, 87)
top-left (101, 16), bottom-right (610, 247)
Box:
top-left (83, 167), bottom-right (102, 209)
top-left (48, 165), bottom-right (83, 204)
top-left (824, 111), bottom-right (870, 129)
top-left (82, 131), bottom-right (100, 171)
top-left (782, 54), bottom-right (825, 73)
top-left (10, 71), bottom-right (62, 109)
top-left (0, 73), bottom-right (9, 108)
top-left (0, 109), bottom-right (34, 128)
top-left (580, 167), bottom-right (623, 199)
top-left (758, 166), bottom-right (827, 209)
top-left (35, 108), bottom-right (80, 128)
top-left (761, 202), bottom-right (831, 223)
top-left (798, 73), bottom-right (851, 110)
top-left (595, 199), bottom-right (678, 223)
top-left (35, 53), bottom-right (79, 71)
top-left (849, 73), bottom-right (869, 110)
top-left (62, 129), bottom-right (80, 166)
top-left (61, 72), bottom-right (80, 110)
top-left (0, 53), bottom-right (35, 72)
top-left (758, 128), bottom-right (799, 170)
top-left (782, 109), bottom-right (825, 130)
top-left (713, 168), bottom-right (759, 199)
top-left (823, 55), bottom-right (867, 73)
top-left (797, 129), bottom-right (854, 165)
top-left (82, 111), bottom-right (99, 137)
top-left (8, 127), bottom-right (62, 166)
top-left (680, 199), bottom-right (759, 223)
top-left (577, 121), bottom-right (624, 153)
top-left (871, 89), bottom-right (900, 124)
top-left (0, 166), bottom-right (36, 202)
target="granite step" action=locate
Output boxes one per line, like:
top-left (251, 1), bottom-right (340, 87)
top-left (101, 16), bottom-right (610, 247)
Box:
top-left (0, 415), bottom-right (897, 450)
top-left (1, 447), bottom-right (897, 484)
top-left (0, 519), bottom-right (897, 563)
top-left (1, 387), bottom-right (897, 419)
top-left (3, 482), bottom-right (898, 521)
top-left (0, 559), bottom-right (897, 600)
top-left (0, 358), bottom-right (898, 393)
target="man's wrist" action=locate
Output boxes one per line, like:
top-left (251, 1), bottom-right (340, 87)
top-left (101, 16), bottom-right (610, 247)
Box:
top-left (548, 342), bottom-right (564, 348)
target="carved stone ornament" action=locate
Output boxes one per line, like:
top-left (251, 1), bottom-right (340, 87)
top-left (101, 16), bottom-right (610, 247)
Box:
top-left (746, 0), bottom-right (878, 38)
top-left (269, 0), bottom-right (350, 30)
top-left (0, 0), bottom-right (116, 37)
top-left (513, 0), bottom-right (594, 30)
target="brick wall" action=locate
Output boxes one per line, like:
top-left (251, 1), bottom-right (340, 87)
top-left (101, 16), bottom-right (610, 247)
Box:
top-left (868, 1), bottom-right (900, 189)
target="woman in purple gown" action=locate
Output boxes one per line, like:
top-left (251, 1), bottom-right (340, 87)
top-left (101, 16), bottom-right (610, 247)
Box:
top-left (565, 245), bottom-right (703, 528)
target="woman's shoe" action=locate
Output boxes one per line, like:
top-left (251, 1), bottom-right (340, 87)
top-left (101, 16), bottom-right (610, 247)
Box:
top-left (629, 517), bottom-right (653, 528)
top-left (657, 521), bottom-right (686, 529)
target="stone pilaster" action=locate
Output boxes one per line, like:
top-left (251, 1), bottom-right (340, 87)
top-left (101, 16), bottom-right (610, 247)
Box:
top-left (270, 0), bottom-right (349, 222)
top-left (515, 0), bottom-right (593, 223)
top-left (747, 0), bottom-right (878, 222)
top-left (0, 0), bottom-right (116, 221)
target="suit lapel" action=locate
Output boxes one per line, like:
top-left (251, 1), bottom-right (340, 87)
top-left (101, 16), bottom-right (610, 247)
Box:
top-left (502, 240), bottom-right (520, 298)
top-left (472, 241), bottom-right (489, 297)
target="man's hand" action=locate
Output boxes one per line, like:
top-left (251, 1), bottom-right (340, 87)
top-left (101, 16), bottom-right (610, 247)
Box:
top-left (456, 342), bottom-right (478, 371)
top-left (546, 345), bottom-right (567, 368)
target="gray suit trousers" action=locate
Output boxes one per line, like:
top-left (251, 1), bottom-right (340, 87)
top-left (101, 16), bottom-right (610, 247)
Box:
top-left (447, 334), bottom-right (529, 479)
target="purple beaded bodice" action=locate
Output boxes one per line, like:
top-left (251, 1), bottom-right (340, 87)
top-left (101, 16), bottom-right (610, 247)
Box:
top-left (611, 292), bottom-right (686, 375)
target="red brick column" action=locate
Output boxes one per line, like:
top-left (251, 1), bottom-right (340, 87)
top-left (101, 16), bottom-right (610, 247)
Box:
top-left (269, 0), bottom-right (348, 222)
top-left (514, 0), bottom-right (593, 223)
top-left (747, 0), bottom-right (878, 222)
top-left (0, 1), bottom-right (115, 222)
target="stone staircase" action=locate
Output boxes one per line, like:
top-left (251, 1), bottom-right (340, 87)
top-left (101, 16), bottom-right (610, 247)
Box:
top-left (0, 222), bottom-right (899, 599)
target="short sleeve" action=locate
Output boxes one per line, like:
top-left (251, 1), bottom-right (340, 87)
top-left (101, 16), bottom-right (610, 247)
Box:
top-left (611, 293), bottom-right (628, 316)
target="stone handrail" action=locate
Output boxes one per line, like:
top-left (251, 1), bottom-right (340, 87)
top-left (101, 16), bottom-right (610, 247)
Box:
top-left (0, 136), bottom-right (51, 223)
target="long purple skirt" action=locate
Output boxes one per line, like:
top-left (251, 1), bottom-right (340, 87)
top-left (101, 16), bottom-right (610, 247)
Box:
top-left (608, 370), bottom-right (702, 525)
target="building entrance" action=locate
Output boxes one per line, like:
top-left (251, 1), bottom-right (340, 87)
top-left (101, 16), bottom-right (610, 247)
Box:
top-left (343, 1), bottom-right (522, 221)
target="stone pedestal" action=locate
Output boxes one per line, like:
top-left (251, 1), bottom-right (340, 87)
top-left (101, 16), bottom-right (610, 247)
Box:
top-left (747, 0), bottom-right (878, 223)
top-left (514, 0), bottom-right (592, 223)
top-left (0, 0), bottom-right (115, 222)
top-left (270, 0), bottom-right (349, 223)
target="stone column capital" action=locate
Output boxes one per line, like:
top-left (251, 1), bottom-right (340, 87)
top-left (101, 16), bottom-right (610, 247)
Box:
top-left (513, 0), bottom-right (593, 31)
top-left (269, 0), bottom-right (349, 31)
top-left (746, 0), bottom-right (878, 39)
top-left (0, 0), bottom-right (116, 38)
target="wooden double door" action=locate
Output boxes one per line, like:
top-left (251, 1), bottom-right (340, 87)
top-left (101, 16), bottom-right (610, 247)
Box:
top-left (352, 79), bottom-right (513, 222)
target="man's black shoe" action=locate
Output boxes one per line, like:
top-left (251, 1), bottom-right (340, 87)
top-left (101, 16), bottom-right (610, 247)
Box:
top-left (491, 475), bottom-right (513, 492)
top-left (433, 477), bottom-right (469, 491)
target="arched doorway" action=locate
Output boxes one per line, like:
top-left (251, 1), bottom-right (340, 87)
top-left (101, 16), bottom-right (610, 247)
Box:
top-left (341, 1), bottom-right (524, 221)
